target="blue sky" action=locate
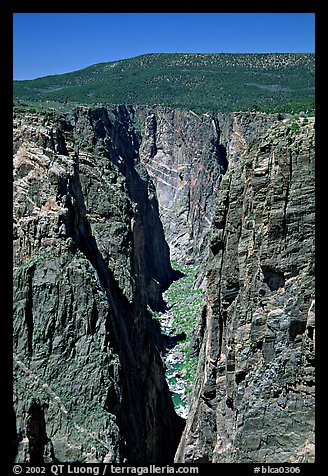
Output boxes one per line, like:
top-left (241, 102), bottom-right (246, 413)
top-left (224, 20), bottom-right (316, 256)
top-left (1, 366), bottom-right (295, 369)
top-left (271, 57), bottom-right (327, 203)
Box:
top-left (13, 13), bottom-right (315, 80)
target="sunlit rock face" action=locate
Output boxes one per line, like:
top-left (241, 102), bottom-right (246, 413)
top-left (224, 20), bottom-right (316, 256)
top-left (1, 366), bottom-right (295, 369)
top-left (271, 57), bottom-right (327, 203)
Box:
top-left (175, 115), bottom-right (315, 463)
top-left (138, 106), bottom-right (228, 266)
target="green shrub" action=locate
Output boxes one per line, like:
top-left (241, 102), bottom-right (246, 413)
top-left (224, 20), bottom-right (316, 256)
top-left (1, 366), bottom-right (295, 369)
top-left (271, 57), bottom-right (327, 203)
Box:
top-left (290, 122), bottom-right (300, 131)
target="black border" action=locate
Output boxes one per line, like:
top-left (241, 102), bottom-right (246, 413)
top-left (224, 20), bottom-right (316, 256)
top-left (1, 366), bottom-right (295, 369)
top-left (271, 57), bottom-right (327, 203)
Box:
top-left (2, 2), bottom-right (322, 472)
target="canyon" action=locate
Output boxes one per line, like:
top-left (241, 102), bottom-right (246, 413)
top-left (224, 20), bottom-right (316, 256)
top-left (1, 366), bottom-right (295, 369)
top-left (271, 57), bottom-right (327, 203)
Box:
top-left (13, 103), bottom-right (315, 464)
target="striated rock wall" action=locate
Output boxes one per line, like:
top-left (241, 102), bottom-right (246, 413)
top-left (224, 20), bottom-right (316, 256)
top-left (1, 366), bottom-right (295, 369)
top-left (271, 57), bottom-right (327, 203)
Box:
top-left (13, 106), bottom-right (183, 464)
top-left (137, 108), bottom-right (279, 273)
top-left (137, 106), bottom-right (228, 265)
top-left (175, 115), bottom-right (315, 463)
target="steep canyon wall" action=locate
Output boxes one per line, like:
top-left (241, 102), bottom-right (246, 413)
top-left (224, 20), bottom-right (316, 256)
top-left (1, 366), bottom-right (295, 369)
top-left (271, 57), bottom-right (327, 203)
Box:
top-left (137, 106), bottom-right (227, 266)
top-left (175, 114), bottom-right (315, 463)
top-left (13, 105), bottom-right (315, 464)
top-left (13, 105), bottom-right (183, 464)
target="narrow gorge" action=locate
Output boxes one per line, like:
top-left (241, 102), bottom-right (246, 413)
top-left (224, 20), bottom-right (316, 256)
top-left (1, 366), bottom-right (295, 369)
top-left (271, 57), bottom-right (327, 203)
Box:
top-left (13, 104), bottom-right (315, 464)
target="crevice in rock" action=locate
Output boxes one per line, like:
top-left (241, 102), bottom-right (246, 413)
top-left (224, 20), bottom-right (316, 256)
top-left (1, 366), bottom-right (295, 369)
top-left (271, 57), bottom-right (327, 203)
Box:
top-left (261, 265), bottom-right (285, 291)
top-left (289, 320), bottom-right (307, 341)
top-left (212, 117), bottom-right (228, 174)
top-left (226, 396), bottom-right (234, 409)
top-left (89, 298), bottom-right (99, 335)
top-left (217, 144), bottom-right (228, 174)
top-left (104, 383), bottom-right (121, 416)
top-left (251, 340), bottom-right (263, 352)
top-left (222, 282), bottom-right (240, 308)
top-left (26, 399), bottom-right (48, 463)
top-left (307, 326), bottom-right (314, 340)
top-left (235, 370), bottom-right (247, 385)
top-left (210, 233), bottom-right (224, 256)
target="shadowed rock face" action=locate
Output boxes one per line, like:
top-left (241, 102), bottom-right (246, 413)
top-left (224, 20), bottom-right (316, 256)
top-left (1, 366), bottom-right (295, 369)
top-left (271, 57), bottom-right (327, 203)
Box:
top-left (13, 105), bottom-right (184, 464)
top-left (175, 115), bottom-right (315, 463)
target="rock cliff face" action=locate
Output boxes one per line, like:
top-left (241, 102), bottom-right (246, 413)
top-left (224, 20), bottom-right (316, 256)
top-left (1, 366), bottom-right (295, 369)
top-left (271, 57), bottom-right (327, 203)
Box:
top-left (13, 105), bottom-right (183, 464)
top-left (13, 104), bottom-right (315, 464)
top-left (137, 106), bottom-right (227, 265)
top-left (175, 114), bottom-right (315, 463)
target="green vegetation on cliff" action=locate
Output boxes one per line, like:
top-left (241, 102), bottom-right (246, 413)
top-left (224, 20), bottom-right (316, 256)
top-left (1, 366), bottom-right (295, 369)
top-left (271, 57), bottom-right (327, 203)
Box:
top-left (13, 53), bottom-right (314, 114)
